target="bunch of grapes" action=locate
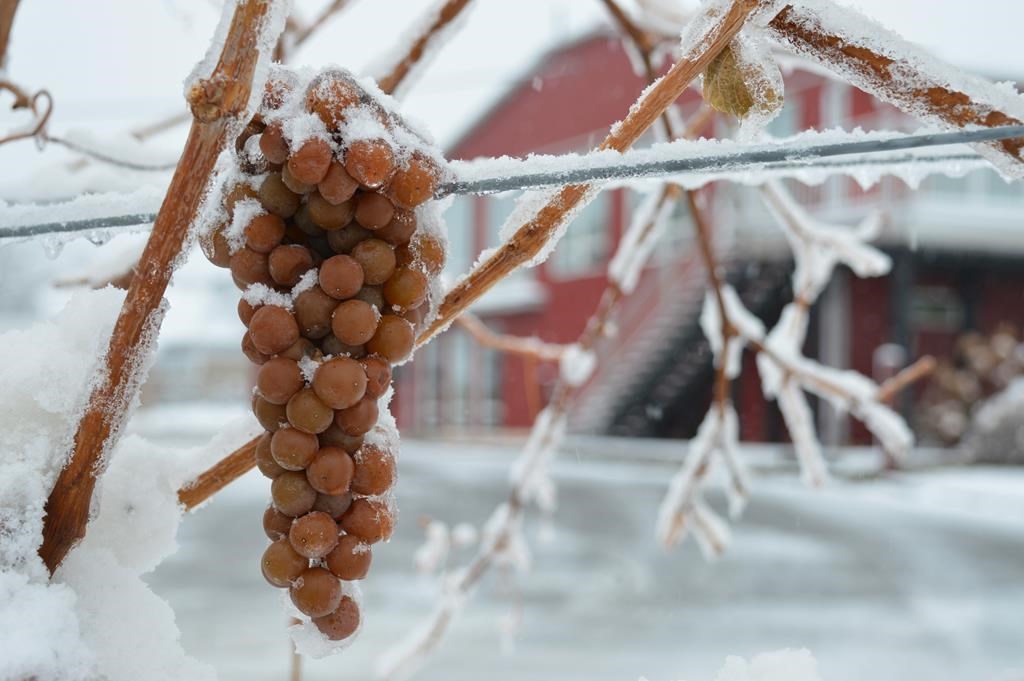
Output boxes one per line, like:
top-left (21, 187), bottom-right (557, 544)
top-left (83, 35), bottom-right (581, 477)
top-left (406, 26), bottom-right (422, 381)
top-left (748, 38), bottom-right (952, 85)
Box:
top-left (200, 68), bottom-right (446, 644)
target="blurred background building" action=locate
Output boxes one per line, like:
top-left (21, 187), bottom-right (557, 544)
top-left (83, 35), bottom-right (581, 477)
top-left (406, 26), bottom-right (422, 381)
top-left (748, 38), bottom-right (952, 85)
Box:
top-left (391, 32), bottom-right (1024, 451)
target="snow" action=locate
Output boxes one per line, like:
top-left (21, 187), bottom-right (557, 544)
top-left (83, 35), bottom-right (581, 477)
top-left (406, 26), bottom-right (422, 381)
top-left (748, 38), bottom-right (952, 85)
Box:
top-left (607, 188), bottom-right (674, 294)
top-left (0, 286), bottom-right (264, 681)
top-left (713, 649), bottom-right (822, 681)
top-left (559, 344), bottom-right (597, 388)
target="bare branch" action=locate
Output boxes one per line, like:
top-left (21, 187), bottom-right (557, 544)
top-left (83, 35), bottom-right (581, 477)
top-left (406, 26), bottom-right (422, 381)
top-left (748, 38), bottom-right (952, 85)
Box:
top-left (455, 313), bottom-right (568, 362)
top-left (0, 0), bottom-right (20, 70)
top-left (38, 0), bottom-right (287, 574)
top-left (377, 0), bottom-right (475, 96)
top-left (178, 437), bottom-right (258, 511)
top-left (877, 355), bottom-right (937, 404)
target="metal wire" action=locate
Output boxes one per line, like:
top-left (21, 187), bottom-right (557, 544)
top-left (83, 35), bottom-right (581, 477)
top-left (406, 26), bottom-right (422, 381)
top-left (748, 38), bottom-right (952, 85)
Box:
top-left (437, 125), bottom-right (1024, 196)
top-left (2, 125), bottom-right (1020, 240)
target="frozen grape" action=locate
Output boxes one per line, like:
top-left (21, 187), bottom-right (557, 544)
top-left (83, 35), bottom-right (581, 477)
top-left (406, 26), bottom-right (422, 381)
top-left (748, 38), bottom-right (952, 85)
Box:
top-left (389, 154), bottom-right (440, 209)
top-left (331, 299), bottom-right (379, 346)
top-left (350, 444), bottom-right (395, 496)
top-left (354, 192), bottom-right (394, 230)
top-left (259, 122), bottom-right (290, 165)
top-left (259, 173), bottom-right (301, 218)
top-left (366, 315), bottom-right (415, 362)
top-left (344, 139), bottom-right (395, 189)
top-left (334, 398), bottom-right (378, 437)
top-left (290, 566), bottom-right (342, 618)
top-left (224, 183), bottom-right (260, 217)
top-left (200, 222), bottom-right (232, 268)
top-left (279, 337), bottom-right (318, 362)
top-left (306, 75), bottom-right (361, 132)
top-left (293, 285), bottom-right (338, 340)
top-left (398, 232), bottom-right (446, 276)
top-left (272, 470), bottom-right (318, 517)
top-left (318, 161), bottom-right (359, 205)
top-left (253, 394), bottom-right (288, 432)
top-left (354, 285), bottom-right (385, 310)
top-left (281, 163), bottom-right (316, 195)
top-left (313, 492), bottom-right (353, 520)
top-left (256, 433), bottom-right (286, 478)
top-left (261, 539), bottom-right (308, 588)
top-left (257, 357), bottom-right (304, 405)
top-left (313, 596), bottom-right (360, 641)
top-left (360, 356), bottom-right (392, 399)
top-left (289, 511), bottom-right (339, 559)
top-left (325, 534), bottom-right (372, 581)
top-left (288, 138), bottom-right (333, 185)
top-left (305, 446), bottom-right (355, 495)
top-left (238, 298), bottom-right (258, 326)
top-left (312, 357), bottom-right (367, 409)
top-left (320, 334), bottom-right (366, 359)
top-left (244, 214), bottom-right (286, 254)
top-left (286, 388), bottom-right (335, 434)
top-left (319, 255), bottom-right (364, 300)
top-left (249, 306), bottom-right (299, 355)
top-left (350, 239), bottom-right (396, 285)
top-left (308, 191), bottom-right (354, 231)
top-left (375, 208), bottom-right (416, 246)
top-left (242, 332), bottom-right (271, 365)
top-left (230, 248), bottom-right (273, 288)
top-left (271, 427), bottom-right (319, 470)
top-left (319, 424), bottom-right (364, 453)
top-left (327, 224), bottom-right (372, 254)
top-left (339, 498), bottom-right (394, 544)
top-left (263, 505), bottom-right (294, 540)
top-left (383, 267), bottom-right (428, 310)
top-left (268, 244), bottom-right (314, 286)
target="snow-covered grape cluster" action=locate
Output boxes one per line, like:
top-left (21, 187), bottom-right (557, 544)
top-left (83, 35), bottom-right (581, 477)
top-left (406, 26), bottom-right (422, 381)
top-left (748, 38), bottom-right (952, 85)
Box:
top-left (199, 67), bottom-right (447, 644)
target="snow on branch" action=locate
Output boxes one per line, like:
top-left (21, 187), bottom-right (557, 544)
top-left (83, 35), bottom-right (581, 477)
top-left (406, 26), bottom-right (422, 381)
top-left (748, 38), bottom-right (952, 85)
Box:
top-left (765, 0), bottom-right (1024, 177)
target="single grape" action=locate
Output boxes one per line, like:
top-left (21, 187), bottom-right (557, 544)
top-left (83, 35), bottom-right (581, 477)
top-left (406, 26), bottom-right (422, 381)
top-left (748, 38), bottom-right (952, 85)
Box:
top-left (261, 538), bottom-right (308, 588)
top-left (320, 334), bottom-right (366, 359)
top-left (259, 123), bottom-right (290, 165)
top-left (270, 427), bottom-right (320, 470)
top-left (293, 285), bottom-right (339, 340)
top-left (319, 255), bottom-right (364, 300)
top-left (350, 239), bottom-right (396, 285)
top-left (242, 332), bottom-right (271, 365)
top-left (388, 153), bottom-right (440, 209)
top-left (383, 267), bottom-right (429, 310)
top-left (339, 498), bottom-right (394, 544)
top-left (327, 224), bottom-right (373, 254)
top-left (263, 505), bottom-right (294, 540)
top-left (268, 244), bottom-right (314, 287)
top-left (312, 357), bottom-right (367, 410)
top-left (305, 446), bottom-right (355, 495)
top-left (313, 491), bottom-right (353, 520)
top-left (288, 511), bottom-right (339, 559)
top-left (286, 388), bottom-right (335, 434)
top-left (238, 298), bottom-right (259, 326)
top-left (290, 566), bottom-right (342, 618)
top-left (331, 299), bottom-right (379, 346)
top-left (259, 173), bottom-right (301, 218)
top-left (325, 534), bottom-right (372, 581)
top-left (374, 208), bottom-right (417, 246)
top-left (344, 139), bottom-right (395, 189)
top-left (230, 248), bottom-right (274, 288)
top-left (281, 163), bottom-right (316, 195)
top-left (255, 432), bottom-right (286, 478)
top-left (360, 356), bottom-right (392, 399)
top-left (313, 596), bottom-right (361, 641)
top-left (249, 306), bottom-right (300, 355)
top-left (200, 222), bottom-right (232, 268)
top-left (319, 424), bottom-right (364, 453)
top-left (366, 314), bottom-right (415, 362)
top-left (354, 285), bottom-right (385, 310)
top-left (271, 470), bottom-right (318, 517)
top-left (354, 192), bottom-right (395, 230)
top-left (244, 214), bottom-right (286, 254)
top-left (288, 138), bottom-right (333, 186)
top-left (308, 191), bottom-right (354, 231)
top-left (252, 394), bottom-right (288, 432)
top-left (257, 357), bottom-right (304, 405)
top-left (318, 161), bottom-right (359, 205)
top-left (334, 398), bottom-right (378, 437)
top-left (306, 75), bottom-right (362, 132)
top-left (350, 443), bottom-right (395, 496)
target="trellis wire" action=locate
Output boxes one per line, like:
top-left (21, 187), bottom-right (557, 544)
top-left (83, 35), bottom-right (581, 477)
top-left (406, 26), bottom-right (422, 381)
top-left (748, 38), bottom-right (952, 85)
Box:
top-left (1, 125), bottom-right (1021, 240)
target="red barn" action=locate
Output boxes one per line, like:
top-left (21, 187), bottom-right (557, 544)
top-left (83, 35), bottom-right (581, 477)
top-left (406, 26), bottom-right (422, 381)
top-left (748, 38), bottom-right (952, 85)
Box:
top-left (392, 32), bottom-right (1024, 445)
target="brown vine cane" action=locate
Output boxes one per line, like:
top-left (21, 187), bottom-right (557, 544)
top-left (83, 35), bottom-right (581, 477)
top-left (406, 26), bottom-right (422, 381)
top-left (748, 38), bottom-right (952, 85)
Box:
top-left (201, 69), bottom-right (446, 643)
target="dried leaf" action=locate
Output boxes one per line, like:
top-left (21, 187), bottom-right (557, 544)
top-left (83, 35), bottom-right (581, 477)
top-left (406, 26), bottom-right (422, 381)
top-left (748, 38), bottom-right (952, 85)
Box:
top-left (702, 40), bottom-right (782, 119)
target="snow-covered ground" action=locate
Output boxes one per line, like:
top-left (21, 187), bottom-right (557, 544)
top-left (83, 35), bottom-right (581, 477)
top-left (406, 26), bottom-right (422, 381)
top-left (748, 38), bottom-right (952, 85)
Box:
top-left (147, 436), bottom-right (1024, 681)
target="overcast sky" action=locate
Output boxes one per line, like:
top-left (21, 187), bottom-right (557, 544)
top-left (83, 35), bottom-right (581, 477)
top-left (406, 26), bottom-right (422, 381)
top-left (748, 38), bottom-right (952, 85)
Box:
top-left (4, 0), bottom-right (1023, 156)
